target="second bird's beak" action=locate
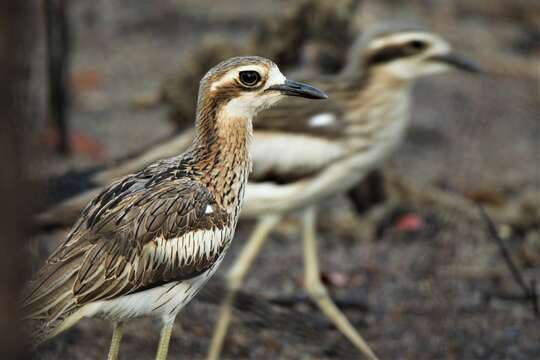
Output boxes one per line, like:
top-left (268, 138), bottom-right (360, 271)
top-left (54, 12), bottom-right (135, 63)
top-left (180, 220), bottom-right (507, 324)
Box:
top-left (267, 79), bottom-right (328, 99)
top-left (429, 53), bottom-right (480, 73)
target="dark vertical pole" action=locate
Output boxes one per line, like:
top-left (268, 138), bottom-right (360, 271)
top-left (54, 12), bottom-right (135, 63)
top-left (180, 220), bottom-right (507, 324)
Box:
top-left (0, 1), bottom-right (39, 358)
top-left (347, 170), bottom-right (387, 215)
top-left (45, 0), bottom-right (71, 155)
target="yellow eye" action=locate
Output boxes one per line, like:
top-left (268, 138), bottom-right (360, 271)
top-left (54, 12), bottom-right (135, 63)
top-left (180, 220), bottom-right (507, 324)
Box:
top-left (239, 70), bottom-right (261, 87)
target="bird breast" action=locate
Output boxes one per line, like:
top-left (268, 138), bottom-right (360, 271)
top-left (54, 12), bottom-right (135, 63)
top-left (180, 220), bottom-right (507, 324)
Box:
top-left (150, 228), bottom-right (232, 269)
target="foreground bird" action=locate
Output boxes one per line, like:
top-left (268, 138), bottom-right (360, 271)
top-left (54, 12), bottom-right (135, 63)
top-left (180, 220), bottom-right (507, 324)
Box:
top-left (22, 56), bottom-right (326, 359)
top-left (37, 25), bottom-right (478, 359)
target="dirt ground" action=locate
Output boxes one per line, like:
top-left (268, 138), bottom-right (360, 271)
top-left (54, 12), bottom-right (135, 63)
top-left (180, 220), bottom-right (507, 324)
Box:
top-left (32, 0), bottom-right (539, 359)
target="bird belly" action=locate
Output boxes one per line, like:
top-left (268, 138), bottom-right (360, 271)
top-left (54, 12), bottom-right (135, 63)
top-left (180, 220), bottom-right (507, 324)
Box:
top-left (80, 260), bottom-right (223, 323)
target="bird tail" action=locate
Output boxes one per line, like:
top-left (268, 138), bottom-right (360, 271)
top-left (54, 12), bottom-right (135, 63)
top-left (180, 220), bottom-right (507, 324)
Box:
top-left (21, 255), bottom-right (84, 346)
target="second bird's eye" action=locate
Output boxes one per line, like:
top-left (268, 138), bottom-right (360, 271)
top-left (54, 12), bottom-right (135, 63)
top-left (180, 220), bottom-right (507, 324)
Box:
top-left (408, 40), bottom-right (427, 50)
top-left (239, 71), bottom-right (261, 87)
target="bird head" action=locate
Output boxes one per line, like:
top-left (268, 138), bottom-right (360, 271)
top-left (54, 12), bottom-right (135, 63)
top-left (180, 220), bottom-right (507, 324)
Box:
top-left (353, 26), bottom-right (479, 80)
top-left (197, 56), bottom-right (327, 121)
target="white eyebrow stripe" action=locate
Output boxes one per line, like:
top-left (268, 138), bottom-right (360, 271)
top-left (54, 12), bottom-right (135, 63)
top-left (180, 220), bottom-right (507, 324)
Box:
top-left (309, 113), bottom-right (336, 127)
top-left (369, 32), bottom-right (430, 49)
top-left (210, 65), bottom-right (267, 91)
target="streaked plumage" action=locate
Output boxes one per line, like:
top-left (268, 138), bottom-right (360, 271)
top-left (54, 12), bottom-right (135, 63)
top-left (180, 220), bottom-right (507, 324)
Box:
top-left (23, 56), bottom-right (326, 359)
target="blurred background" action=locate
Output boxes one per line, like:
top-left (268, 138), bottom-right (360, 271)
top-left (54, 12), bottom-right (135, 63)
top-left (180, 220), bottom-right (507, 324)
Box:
top-left (3, 0), bottom-right (539, 358)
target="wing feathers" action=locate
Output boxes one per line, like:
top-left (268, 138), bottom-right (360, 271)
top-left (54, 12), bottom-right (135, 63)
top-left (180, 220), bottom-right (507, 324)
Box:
top-left (24, 172), bottom-right (230, 341)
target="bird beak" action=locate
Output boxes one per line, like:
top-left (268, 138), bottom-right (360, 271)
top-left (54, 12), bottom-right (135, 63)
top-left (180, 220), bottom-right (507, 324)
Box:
top-left (428, 53), bottom-right (480, 73)
top-left (267, 79), bottom-right (328, 99)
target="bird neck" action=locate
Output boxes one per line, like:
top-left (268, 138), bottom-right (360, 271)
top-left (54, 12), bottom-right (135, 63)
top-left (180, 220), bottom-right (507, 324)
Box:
top-left (344, 69), bottom-right (412, 122)
top-left (360, 66), bottom-right (412, 91)
top-left (359, 68), bottom-right (412, 111)
top-left (339, 68), bottom-right (413, 149)
top-left (191, 100), bottom-right (253, 213)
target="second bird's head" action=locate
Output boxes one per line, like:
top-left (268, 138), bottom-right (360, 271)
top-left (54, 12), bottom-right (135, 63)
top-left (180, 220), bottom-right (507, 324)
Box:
top-left (197, 56), bottom-right (327, 121)
top-left (349, 25), bottom-right (480, 80)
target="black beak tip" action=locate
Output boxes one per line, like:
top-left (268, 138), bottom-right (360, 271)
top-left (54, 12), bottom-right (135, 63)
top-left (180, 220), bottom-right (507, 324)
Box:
top-left (431, 54), bottom-right (481, 74)
top-left (305, 90), bottom-right (328, 100)
top-left (471, 64), bottom-right (482, 73)
top-left (460, 60), bottom-right (481, 73)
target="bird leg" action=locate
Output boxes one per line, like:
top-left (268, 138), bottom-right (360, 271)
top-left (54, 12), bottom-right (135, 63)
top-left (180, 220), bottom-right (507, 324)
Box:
top-left (155, 321), bottom-right (175, 360)
top-left (207, 214), bottom-right (281, 360)
top-left (107, 322), bottom-right (124, 360)
top-left (302, 207), bottom-right (379, 360)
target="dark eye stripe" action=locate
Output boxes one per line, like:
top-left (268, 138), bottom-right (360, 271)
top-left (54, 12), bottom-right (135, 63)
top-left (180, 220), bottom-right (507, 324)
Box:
top-left (409, 40), bottom-right (427, 50)
top-left (364, 42), bottom-right (427, 67)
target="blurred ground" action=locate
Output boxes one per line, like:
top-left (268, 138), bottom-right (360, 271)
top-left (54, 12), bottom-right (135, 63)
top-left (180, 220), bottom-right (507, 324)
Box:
top-left (33, 0), bottom-right (539, 359)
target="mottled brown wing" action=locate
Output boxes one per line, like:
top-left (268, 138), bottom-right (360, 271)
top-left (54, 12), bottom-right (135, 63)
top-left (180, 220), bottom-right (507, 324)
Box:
top-left (75, 177), bottom-right (229, 302)
top-left (23, 174), bottom-right (228, 323)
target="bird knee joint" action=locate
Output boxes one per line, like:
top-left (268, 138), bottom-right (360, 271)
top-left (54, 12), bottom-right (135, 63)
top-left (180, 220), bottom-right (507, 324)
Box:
top-left (305, 281), bottom-right (328, 299)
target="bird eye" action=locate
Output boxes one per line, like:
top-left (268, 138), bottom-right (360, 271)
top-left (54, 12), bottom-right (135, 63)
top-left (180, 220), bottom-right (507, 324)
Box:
top-left (408, 40), bottom-right (427, 50)
top-left (239, 71), bottom-right (261, 87)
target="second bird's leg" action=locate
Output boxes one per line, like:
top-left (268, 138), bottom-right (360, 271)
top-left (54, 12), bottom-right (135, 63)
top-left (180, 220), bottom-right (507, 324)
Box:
top-left (107, 322), bottom-right (124, 360)
top-left (302, 206), bottom-right (379, 360)
top-left (155, 320), bottom-right (175, 360)
top-left (207, 214), bottom-right (282, 360)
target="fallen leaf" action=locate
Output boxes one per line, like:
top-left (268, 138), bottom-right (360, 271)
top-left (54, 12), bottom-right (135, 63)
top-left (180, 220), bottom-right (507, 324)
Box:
top-left (71, 69), bottom-right (102, 92)
top-left (395, 213), bottom-right (425, 232)
top-left (320, 271), bottom-right (349, 288)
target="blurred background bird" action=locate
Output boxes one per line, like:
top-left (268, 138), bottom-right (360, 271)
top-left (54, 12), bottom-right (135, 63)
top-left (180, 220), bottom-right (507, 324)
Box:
top-left (207, 25), bottom-right (479, 360)
top-left (21, 56), bottom-right (326, 359)
top-left (35, 25), bottom-right (479, 360)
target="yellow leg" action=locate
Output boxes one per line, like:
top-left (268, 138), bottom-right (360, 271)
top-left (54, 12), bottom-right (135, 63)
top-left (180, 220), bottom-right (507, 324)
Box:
top-left (107, 322), bottom-right (124, 360)
top-left (207, 214), bottom-right (281, 360)
top-left (302, 207), bottom-right (378, 360)
top-left (156, 321), bottom-right (175, 360)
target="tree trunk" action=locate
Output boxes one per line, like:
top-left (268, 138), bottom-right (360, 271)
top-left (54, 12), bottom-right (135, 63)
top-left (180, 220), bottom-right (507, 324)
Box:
top-left (0, 1), bottom-right (40, 358)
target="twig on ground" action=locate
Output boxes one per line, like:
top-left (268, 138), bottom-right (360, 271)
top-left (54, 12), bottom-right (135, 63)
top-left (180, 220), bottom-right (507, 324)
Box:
top-left (267, 293), bottom-right (369, 312)
top-left (477, 204), bottom-right (539, 317)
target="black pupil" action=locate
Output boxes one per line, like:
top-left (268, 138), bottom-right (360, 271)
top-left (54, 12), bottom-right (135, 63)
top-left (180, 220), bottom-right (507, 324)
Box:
top-left (240, 71), bottom-right (259, 86)
top-left (409, 40), bottom-right (426, 50)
